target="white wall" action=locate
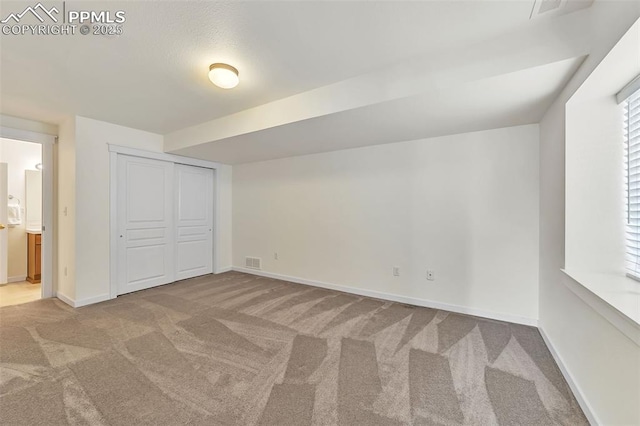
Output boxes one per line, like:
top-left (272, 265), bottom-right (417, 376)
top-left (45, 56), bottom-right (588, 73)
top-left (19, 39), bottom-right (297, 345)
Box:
top-left (565, 20), bottom-right (640, 275)
top-left (233, 125), bottom-right (540, 323)
top-left (539, 1), bottom-right (640, 424)
top-left (0, 138), bottom-right (41, 280)
top-left (57, 117), bottom-right (76, 300)
top-left (25, 170), bottom-right (42, 232)
top-left (73, 116), bottom-right (164, 302)
top-left (49, 114), bottom-right (235, 305)
top-left (215, 164), bottom-right (233, 272)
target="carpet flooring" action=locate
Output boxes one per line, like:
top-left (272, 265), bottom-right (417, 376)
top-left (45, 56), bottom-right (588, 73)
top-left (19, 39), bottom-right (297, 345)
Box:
top-left (0, 271), bottom-right (587, 425)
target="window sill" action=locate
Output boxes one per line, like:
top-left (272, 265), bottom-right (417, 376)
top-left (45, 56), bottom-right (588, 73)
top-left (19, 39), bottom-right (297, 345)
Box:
top-left (562, 269), bottom-right (640, 346)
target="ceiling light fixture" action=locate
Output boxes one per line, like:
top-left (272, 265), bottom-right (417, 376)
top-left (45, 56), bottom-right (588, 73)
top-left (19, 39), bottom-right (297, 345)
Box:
top-left (208, 63), bottom-right (239, 89)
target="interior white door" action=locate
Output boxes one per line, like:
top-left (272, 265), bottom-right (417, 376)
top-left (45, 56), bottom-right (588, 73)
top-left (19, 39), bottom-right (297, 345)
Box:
top-left (0, 163), bottom-right (8, 285)
top-left (174, 164), bottom-right (213, 281)
top-left (117, 155), bottom-right (175, 295)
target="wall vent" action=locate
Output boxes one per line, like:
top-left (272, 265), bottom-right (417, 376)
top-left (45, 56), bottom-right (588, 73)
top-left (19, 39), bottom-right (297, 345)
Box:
top-left (529, 0), bottom-right (594, 20)
top-left (538, 0), bottom-right (562, 14)
top-left (245, 257), bottom-right (262, 270)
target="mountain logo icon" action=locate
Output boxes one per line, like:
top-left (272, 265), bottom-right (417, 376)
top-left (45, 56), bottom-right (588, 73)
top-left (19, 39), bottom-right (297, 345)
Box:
top-left (1, 3), bottom-right (59, 24)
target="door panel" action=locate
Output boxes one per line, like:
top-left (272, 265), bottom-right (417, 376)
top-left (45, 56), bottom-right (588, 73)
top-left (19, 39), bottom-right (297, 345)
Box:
top-left (117, 156), bottom-right (174, 295)
top-left (175, 164), bottom-right (213, 281)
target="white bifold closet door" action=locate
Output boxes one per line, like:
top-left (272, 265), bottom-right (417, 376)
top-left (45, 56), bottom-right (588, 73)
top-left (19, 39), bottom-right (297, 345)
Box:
top-left (117, 156), bottom-right (175, 295)
top-left (174, 164), bottom-right (213, 281)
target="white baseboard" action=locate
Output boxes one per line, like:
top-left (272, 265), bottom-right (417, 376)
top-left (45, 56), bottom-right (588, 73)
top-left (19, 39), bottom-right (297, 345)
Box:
top-left (75, 293), bottom-right (111, 308)
top-left (7, 275), bottom-right (27, 283)
top-left (539, 327), bottom-right (599, 426)
top-left (232, 267), bottom-right (538, 326)
top-left (55, 292), bottom-right (111, 308)
top-left (58, 267), bottom-right (235, 308)
top-left (55, 291), bottom-right (75, 307)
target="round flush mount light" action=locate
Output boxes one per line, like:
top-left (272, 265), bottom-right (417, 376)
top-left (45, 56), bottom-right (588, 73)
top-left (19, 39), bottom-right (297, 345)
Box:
top-left (208, 63), bottom-right (239, 89)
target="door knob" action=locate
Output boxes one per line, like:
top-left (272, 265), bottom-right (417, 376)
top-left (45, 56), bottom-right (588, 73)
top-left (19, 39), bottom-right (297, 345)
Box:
top-left (0, 224), bottom-right (5, 230)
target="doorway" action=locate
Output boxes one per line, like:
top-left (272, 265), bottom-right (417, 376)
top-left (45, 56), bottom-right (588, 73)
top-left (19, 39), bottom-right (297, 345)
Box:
top-left (0, 139), bottom-right (41, 306)
top-left (0, 129), bottom-right (54, 307)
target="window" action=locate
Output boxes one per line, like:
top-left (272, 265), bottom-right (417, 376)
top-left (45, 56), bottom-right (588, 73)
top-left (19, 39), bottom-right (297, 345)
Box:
top-left (623, 85), bottom-right (640, 279)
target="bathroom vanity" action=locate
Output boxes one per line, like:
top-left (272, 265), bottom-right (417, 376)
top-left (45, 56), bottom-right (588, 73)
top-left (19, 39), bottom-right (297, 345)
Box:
top-left (26, 231), bottom-right (41, 284)
top-left (25, 169), bottom-right (42, 284)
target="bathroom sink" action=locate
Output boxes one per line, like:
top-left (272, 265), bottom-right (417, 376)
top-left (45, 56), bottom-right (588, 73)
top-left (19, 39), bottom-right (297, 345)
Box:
top-left (26, 228), bottom-right (42, 234)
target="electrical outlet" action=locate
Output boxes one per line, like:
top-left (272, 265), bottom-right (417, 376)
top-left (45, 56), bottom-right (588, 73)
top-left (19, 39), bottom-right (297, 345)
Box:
top-left (274, 252), bottom-right (278, 260)
top-left (393, 266), bottom-right (400, 277)
top-left (427, 270), bottom-right (435, 281)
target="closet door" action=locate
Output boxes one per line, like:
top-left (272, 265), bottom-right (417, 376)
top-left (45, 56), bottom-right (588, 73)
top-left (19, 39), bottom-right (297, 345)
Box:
top-left (175, 164), bottom-right (213, 281)
top-left (117, 155), bottom-right (175, 295)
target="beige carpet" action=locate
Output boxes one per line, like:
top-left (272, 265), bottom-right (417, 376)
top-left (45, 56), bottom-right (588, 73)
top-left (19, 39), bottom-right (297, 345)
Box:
top-left (0, 271), bottom-right (587, 425)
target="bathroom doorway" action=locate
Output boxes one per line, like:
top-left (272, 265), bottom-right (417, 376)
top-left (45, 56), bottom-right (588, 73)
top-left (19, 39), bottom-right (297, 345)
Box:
top-left (0, 129), bottom-right (54, 307)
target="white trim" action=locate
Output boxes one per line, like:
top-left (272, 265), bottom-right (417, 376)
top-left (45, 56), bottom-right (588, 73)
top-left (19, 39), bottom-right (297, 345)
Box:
top-left (0, 163), bottom-right (6, 285)
top-left (562, 269), bottom-right (640, 346)
top-left (232, 267), bottom-right (538, 326)
top-left (0, 127), bottom-right (56, 145)
top-left (41, 142), bottom-right (54, 298)
top-left (539, 327), bottom-right (600, 426)
top-left (212, 169), bottom-right (218, 274)
top-left (216, 266), bottom-right (233, 273)
top-left (55, 291), bottom-right (75, 307)
top-left (74, 293), bottom-right (111, 307)
top-left (1, 127), bottom-right (55, 300)
top-left (109, 151), bottom-right (118, 299)
top-left (56, 291), bottom-right (111, 308)
top-left (108, 144), bottom-right (223, 169)
top-left (7, 275), bottom-right (27, 283)
top-left (617, 74), bottom-right (640, 104)
top-left (626, 271), bottom-right (640, 283)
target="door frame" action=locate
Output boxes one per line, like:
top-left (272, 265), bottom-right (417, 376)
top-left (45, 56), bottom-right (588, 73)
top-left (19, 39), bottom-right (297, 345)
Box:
top-left (108, 145), bottom-right (223, 299)
top-left (0, 163), bottom-right (7, 285)
top-left (0, 127), bottom-right (56, 299)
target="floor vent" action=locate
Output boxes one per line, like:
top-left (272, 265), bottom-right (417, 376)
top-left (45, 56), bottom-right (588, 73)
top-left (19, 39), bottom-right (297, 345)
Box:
top-left (245, 257), bottom-right (262, 270)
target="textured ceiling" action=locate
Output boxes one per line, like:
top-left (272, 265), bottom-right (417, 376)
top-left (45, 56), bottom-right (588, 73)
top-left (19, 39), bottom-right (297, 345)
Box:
top-left (0, 1), bottom-right (535, 134)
